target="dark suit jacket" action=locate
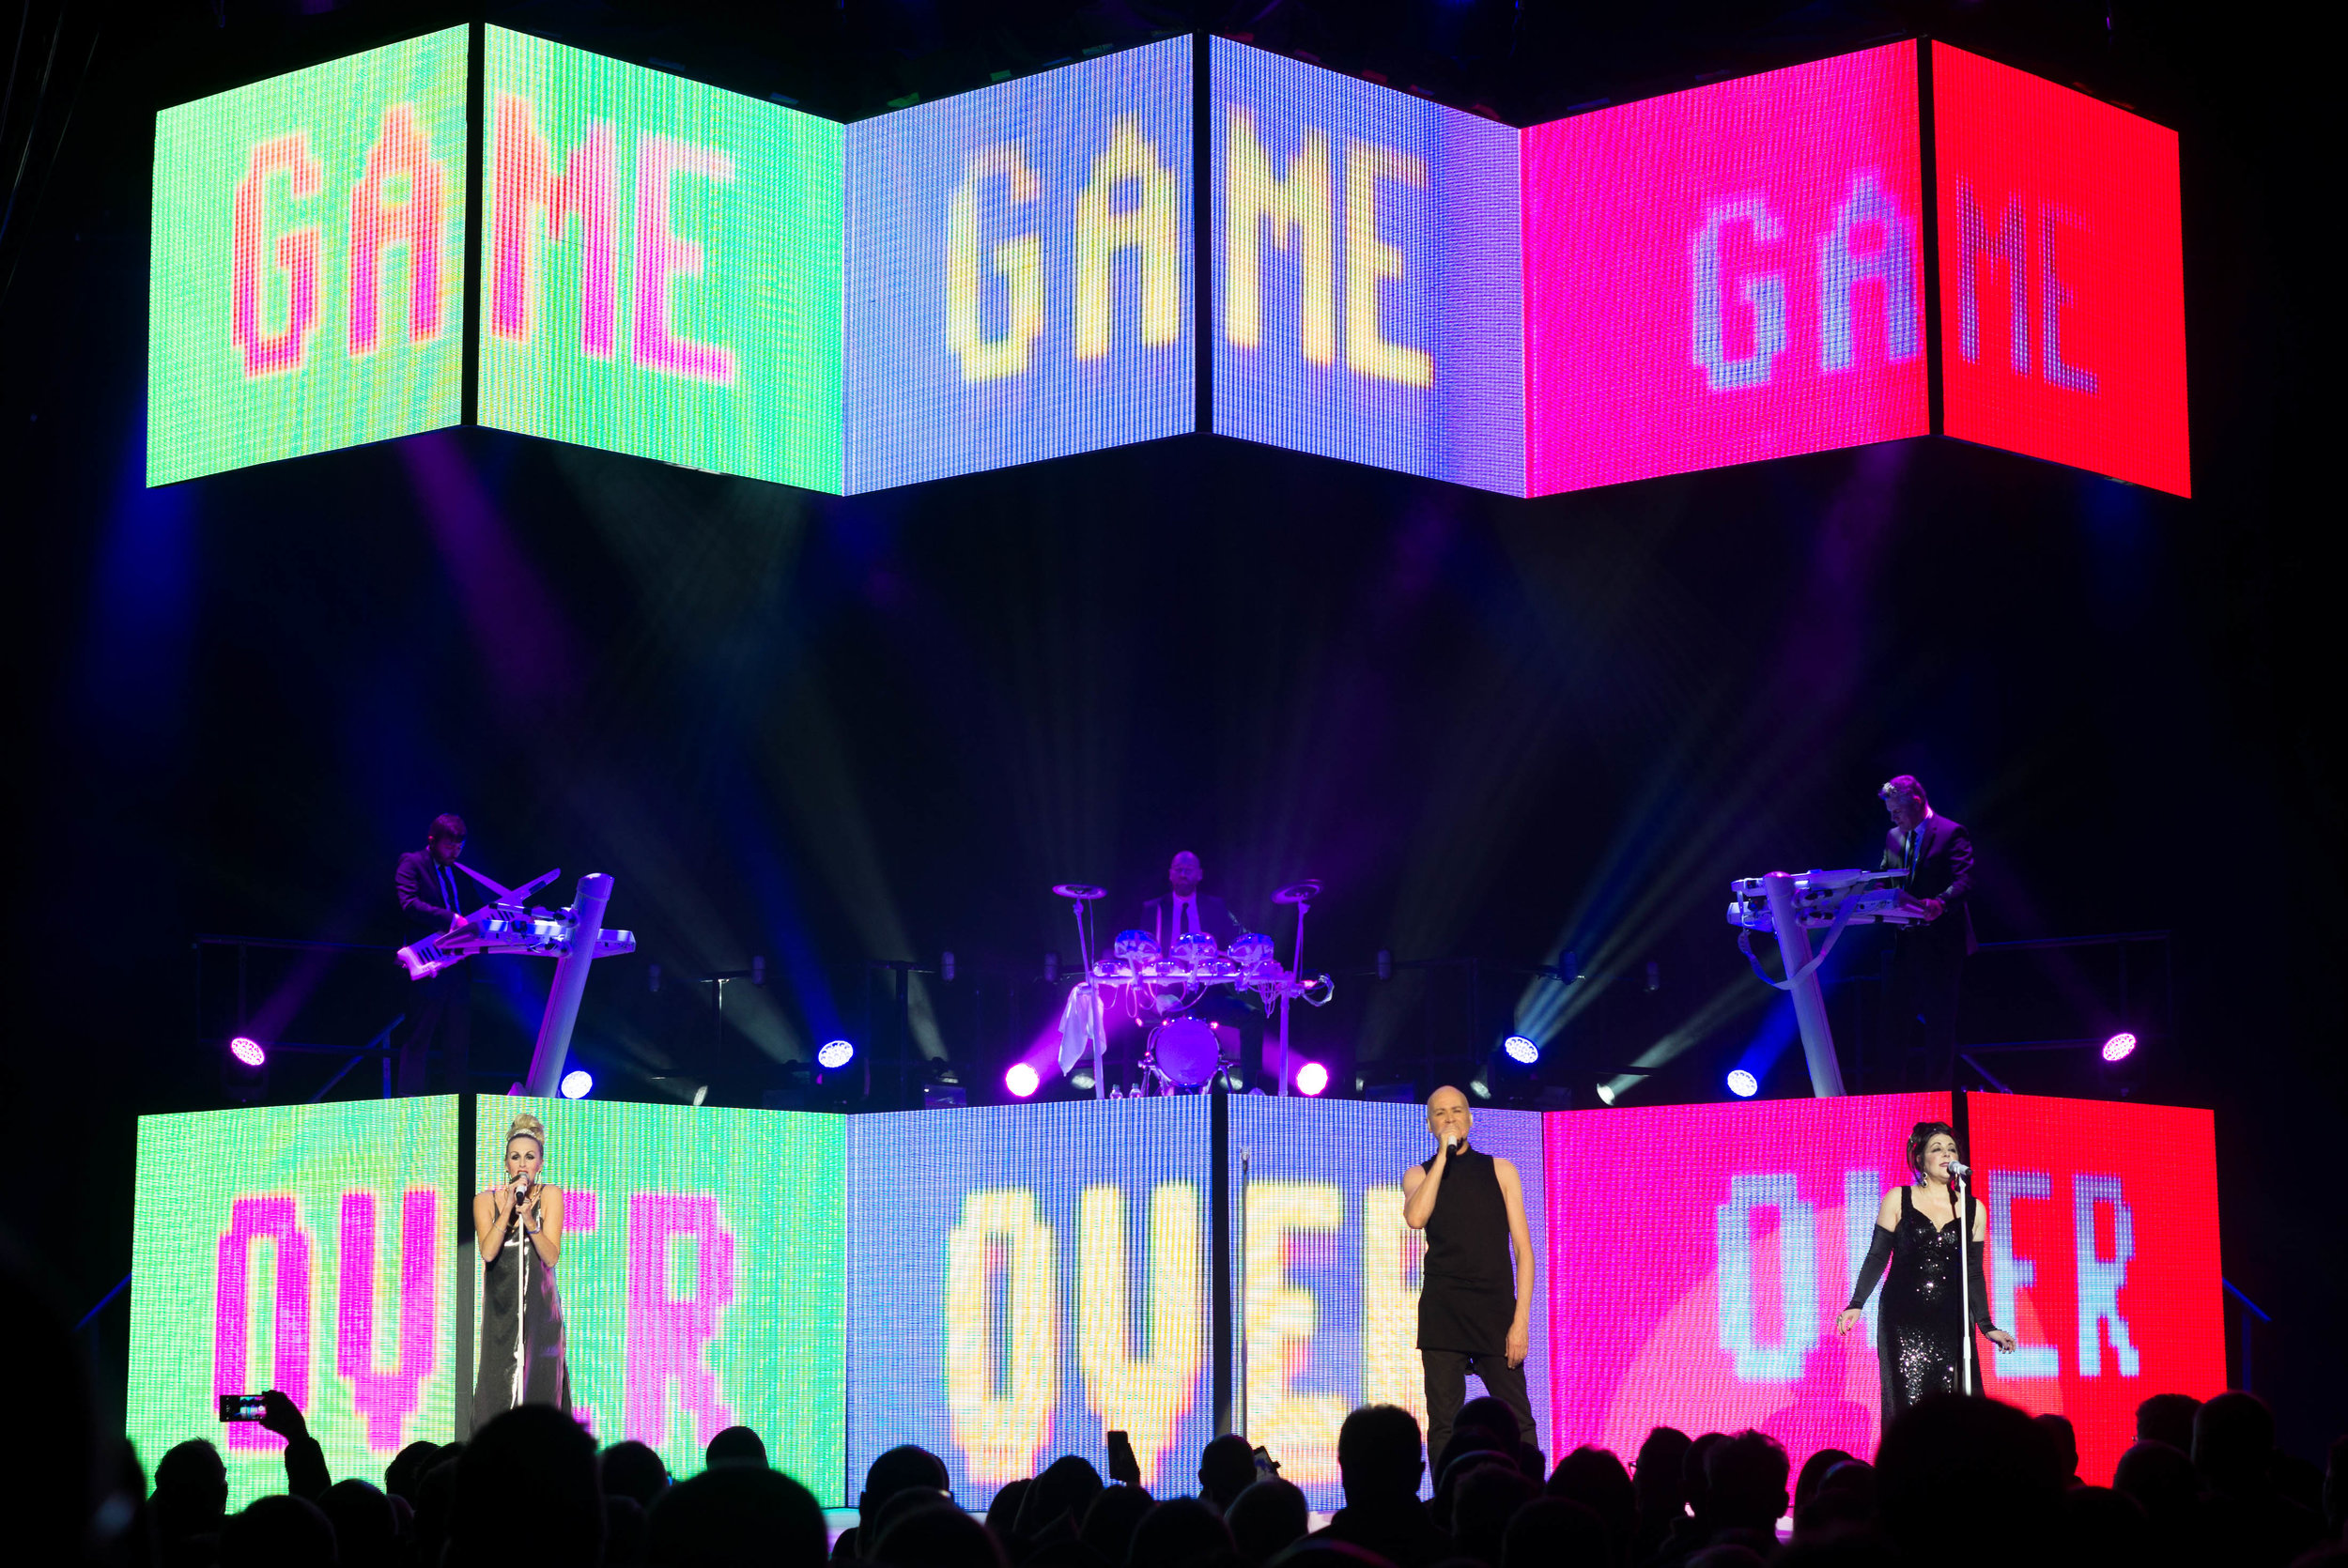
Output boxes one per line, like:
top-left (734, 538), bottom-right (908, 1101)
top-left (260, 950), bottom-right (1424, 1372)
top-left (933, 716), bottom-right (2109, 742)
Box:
top-left (1882, 814), bottom-right (1977, 953)
top-left (395, 850), bottom-right (467, 941)
top-left (1137, 892), bottom-right (1244, 946)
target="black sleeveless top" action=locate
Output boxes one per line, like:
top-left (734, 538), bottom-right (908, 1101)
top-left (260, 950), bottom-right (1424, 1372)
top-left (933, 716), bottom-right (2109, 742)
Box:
top-left (1416, 1145), bottom-right (1517, 1353)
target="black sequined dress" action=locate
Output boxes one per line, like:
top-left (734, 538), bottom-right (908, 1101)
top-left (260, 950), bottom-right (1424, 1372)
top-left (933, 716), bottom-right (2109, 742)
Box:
top-left (1846, 1184), bottom-right (1994, 1424)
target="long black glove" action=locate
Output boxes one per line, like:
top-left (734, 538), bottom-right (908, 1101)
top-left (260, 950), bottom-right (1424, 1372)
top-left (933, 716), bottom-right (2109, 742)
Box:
top-left (1846, 1223), bottom-right (1895, 1312)
top-left (1967, 1232), bottom-right (1997, 1330)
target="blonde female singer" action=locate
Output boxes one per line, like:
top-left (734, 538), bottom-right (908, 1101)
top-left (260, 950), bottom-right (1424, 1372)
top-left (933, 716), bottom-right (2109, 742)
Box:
top-left (471, 1112), bottom-right (570, 1424)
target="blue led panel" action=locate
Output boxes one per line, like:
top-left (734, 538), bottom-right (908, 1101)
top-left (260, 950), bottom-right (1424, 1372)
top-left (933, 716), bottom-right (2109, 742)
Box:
top-left (1210, 38), bottom-right (1523, 495)
top-left (844, 38), bottom-right (1196, 492)
top-left (846, 1099), bottom-right (1213, 1506)
top-left (1228, 1099), bottom-right (1549, 1509)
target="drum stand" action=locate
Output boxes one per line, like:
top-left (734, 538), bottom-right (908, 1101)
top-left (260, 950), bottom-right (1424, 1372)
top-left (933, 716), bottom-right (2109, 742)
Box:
top-left (1054, 884), bottom-right (1109, 1099)
top-left (1271, 881), bottom-right (1322, 1096)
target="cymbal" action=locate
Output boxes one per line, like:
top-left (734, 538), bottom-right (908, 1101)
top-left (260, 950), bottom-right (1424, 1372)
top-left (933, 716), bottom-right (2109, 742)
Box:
top-left (1052, 883), bottom-right (1107, 900)
top-left (1272, 879), bottom-right (1322, 905)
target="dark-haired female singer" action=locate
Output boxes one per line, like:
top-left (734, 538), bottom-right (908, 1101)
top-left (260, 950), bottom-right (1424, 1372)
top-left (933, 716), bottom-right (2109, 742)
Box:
top-left (472, 1112), bottom-right (571, 1426)
top-left (1836, 1121), bottom-right (2017, 1427)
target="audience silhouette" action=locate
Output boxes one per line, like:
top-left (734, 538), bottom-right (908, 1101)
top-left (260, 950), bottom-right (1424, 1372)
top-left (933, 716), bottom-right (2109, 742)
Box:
top-left (48, 1342), bottom-right (2347, 1568)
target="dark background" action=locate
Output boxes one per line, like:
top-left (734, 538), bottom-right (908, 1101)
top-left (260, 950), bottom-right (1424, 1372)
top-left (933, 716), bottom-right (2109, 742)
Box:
top-left (1, 0), bottom-right (2335, 1460)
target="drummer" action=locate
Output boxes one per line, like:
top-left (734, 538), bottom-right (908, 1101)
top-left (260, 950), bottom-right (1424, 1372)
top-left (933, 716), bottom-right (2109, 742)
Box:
top-left (1141, 852), bottom-right (1243, 949)
top-left (1137, 852), bottom-right (1266, 1092)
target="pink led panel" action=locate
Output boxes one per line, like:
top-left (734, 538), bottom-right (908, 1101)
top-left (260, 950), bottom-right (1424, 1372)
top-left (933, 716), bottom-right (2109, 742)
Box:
top-left (1933, 44), bottom-right (2188, 496)
top-left (1523, 43), bottom-right (1928, 495)
top-left (1544, 1093), bottom-right (1950, 1468)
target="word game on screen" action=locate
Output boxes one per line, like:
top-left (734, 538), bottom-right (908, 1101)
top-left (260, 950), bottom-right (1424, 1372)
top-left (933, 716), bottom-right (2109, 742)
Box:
top-left (147, 29), bottom-right (470, 486)
top-left (1523, 43), bottom-right (1928, 496)
top-left (846, 1099), bottom-right (1213, 1503)
top-left (1968, 1093), bottom-right (2223, 1482)
top-left (474, 1098), bottom-right (847, 1500)
top-left (1932, 44), bottom-right (2188, 497)
top-left (130, 1099), bottom-right (460, 1506)
top-left (1545, 1093), bottom-right (1949, 1467)
top-left (477, 29), bottom-right (844, 494)
top-left (1210, 38), bottom-right (1523, 495)
top-left (1230, 1099), bottom-right (1548, 1509)
top-left (844, 38), bottom-right (1196, 493)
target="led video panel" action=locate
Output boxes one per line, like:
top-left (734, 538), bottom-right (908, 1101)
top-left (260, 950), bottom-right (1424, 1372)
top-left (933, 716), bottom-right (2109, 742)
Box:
top-left (845, 38), bottom-right (1195, 492)
top-left (1523, 43), bottom-right (1927, 496)
top-left (1933, 45), bottom-right (2187, 496)
top-left (473, 1098), bottom-right (846, 1499)
top-left (1229, 1099), bottom-right (1547, 1509)
top-left (128, 1099), bottom-right (460, 1505)
top-left (846, 1099), bottom-right (1212, 1504)
top-left (1210, 39), bottom-right (1523, 495)
top-left (477, 29), bottom-right (844, 493)
top-left (1966, 1094), bottom-right (2223, 1483)
top-left (147, 28), bottom-right (469, 486)
top-left (1545, 1093), bottom-right (1948, 1469)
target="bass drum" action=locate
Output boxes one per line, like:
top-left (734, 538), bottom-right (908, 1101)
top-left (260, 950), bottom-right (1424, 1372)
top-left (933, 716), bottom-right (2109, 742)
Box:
top-left (1149, 1016), bottom-right (1224, 1089)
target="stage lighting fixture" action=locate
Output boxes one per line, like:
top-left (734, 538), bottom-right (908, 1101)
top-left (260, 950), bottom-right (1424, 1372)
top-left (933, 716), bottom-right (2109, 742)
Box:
top-left (560, 1068), bottom-right (594, 1099)
top-left (1296, 1061), bottom-right (1330, 1097)
top-left (1503, 1034), bottom-right (1540, 1066)
top-left (1071, 1067), bottom-right (1095, 1091)
top-left (228, 1036), bottom-right (268, 1068)
top-left (2101, 1031), bottom-right (2139, 1063)
top-left (1006, 1062), bottom-right (1041, 1099)
top-left (1597, 1083), bottom-right (1617, 1105)
top-left (1725, 1068), bottom-right (1759, 1099)
top-left (816, 1039), bottom-right (857, 1070)
top-left (1469, 1076), bottom-right (1491, 1100)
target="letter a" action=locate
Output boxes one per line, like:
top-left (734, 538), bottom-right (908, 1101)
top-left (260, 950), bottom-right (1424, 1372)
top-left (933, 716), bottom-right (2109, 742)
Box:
top-left (348, 103), bottom-right (447, 356)
top-left (1073, 115), bottom-right (1183, 361)
top-left (1817, 170), bottom-right (1919, 373)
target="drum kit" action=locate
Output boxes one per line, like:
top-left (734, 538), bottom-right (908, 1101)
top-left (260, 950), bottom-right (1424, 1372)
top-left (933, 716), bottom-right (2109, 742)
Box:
top-left (1050, 879), bottom-right (1336, 1097)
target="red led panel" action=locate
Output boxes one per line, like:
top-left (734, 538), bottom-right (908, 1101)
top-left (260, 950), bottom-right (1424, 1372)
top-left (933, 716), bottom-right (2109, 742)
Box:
top-left (1933, 45), bottom-right (2188, 495)
top-left (1966, 1094), bottom-right (2225, 1483)
top-left (1523, 44), bottom-right (1928, 496)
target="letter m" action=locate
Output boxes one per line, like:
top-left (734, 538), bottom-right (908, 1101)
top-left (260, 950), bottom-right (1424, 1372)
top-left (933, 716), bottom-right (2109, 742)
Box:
top-left (488, 94), bottom-right (618, 355)
top-left (1224, 107), bottom-right (1334, 365)
top-left (1954, 179), bottom-right (2029, 374)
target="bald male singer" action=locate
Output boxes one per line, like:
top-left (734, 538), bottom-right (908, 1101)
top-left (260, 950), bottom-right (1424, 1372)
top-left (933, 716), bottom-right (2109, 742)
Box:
top-left (1403, 1084), bottom-right (1538, 1473)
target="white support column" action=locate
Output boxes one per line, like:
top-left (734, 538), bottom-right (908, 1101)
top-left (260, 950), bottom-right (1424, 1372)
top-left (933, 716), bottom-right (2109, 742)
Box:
top-left (525, 873), bottom-right (613, 1097)
top-left (1763, 871), bottom-right (1846, 1098)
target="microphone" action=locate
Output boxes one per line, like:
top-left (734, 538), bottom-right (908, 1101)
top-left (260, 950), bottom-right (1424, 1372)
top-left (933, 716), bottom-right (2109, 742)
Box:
top-left (1946, 1161), bottom-right (1971, 1177)
top-left (1444, 1134), bottom-right (1460, 1151)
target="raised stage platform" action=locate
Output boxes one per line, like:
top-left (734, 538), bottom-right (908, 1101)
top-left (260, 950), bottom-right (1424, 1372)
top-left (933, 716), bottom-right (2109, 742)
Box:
top-left (128, 1090), bottom-right (2222, 1510)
